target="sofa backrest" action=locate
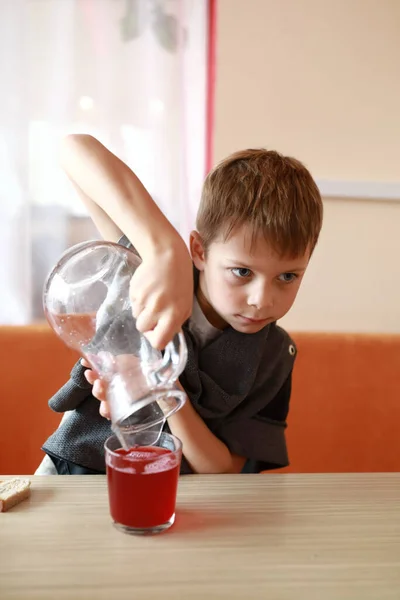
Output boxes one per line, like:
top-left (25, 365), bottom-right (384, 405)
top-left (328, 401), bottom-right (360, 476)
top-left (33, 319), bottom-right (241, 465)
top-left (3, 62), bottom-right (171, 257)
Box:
top-left (2, 325), bottom-right (78, 474)
top-left (1, 326), bottom-right (399, 474)
top-left (285, 332), bottom-right (400, 473)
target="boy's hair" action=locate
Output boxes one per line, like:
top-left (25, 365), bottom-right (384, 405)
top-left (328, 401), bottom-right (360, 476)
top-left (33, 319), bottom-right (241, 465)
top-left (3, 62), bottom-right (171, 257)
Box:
top-left (196, 149), bottom-right (323, 257)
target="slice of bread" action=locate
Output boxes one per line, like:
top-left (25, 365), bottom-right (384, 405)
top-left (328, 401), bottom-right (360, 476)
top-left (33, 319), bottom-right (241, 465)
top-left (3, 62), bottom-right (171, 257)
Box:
top-left (0, 478), bottom-right (31, 512)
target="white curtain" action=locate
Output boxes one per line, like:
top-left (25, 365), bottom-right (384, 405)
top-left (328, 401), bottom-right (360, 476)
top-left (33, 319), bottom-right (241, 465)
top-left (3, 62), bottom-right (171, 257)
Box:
top-left (0, 0), bottom-right (208, 323)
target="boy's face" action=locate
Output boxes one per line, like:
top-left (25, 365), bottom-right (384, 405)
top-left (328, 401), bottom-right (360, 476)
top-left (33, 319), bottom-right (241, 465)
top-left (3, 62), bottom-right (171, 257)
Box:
top-left (190, 225), bottom-right (310, 333)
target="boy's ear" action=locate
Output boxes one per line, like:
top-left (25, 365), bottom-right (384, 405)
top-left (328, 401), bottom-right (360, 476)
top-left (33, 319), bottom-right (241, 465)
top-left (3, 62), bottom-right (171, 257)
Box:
top-left (189, 230), bottom-right (206, 271)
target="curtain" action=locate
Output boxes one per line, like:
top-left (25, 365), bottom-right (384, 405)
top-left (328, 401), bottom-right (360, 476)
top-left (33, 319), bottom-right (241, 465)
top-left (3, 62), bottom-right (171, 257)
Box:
top-left (0, 0), bottom-right (208, 323)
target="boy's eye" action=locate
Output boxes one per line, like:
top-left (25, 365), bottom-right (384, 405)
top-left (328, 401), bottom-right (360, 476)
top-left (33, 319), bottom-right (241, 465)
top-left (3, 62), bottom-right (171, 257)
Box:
top-left (278, 272), bottom-right (297, 283)
top-left (231, 268), bottom-right (252, 278)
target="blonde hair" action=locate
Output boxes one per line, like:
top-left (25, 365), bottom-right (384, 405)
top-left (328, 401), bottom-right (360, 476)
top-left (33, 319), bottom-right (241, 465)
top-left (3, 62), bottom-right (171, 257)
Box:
top-left (196, 149), bottom-right (323, 257)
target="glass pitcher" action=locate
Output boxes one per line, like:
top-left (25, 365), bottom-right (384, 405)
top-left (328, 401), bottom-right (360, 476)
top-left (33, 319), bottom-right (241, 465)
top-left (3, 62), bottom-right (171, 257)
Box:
top-left (43, 240), bottom-right (187, 447)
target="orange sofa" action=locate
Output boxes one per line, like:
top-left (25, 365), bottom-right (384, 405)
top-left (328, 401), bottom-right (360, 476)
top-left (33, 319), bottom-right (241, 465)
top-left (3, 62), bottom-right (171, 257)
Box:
top-left (1, 325), bottom-right (399, 474)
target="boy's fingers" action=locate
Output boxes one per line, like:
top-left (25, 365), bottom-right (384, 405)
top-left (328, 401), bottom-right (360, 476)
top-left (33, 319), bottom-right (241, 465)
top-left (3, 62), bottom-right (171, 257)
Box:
top-left (144, 317), bottom-right (176, 351)
top-left (131, 299), bottom-right (145, 320)
top-left (144, 330), bottom-right (165, 351)
top-left (81, 358), bottom-right (91, 369)
top-left (84, 370), bottom-right (96, 385)
top-left (135, 308), bottom-right (158, 337)
top-left (92, 379), bottom-right (106, 401)
top-left (99, 400), bottom-right (110, 420)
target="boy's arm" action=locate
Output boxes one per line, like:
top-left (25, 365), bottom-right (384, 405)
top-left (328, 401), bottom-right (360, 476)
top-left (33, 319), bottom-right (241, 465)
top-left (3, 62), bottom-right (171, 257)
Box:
top-left (60, 134), bottom-right (193, 349)
top-left (167, 383), bottom-right (246, 474)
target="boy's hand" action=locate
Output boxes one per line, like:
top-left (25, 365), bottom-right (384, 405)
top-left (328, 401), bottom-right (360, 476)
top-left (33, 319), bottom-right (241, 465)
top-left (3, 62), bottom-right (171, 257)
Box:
top-left (81, 353), bottom-right (158, 420)
top-left (81, 359), bottom-right (110, 419)
top-left (130, 239), bottom-right (193, 350)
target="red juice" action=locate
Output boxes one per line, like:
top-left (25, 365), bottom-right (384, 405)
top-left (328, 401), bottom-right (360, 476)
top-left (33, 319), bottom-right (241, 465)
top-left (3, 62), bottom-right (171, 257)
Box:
top-left (106, 445), bottom-right (180, 529)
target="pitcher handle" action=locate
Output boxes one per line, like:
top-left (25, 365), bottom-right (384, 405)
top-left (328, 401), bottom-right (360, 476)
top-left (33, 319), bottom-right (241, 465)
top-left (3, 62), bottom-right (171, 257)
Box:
top-left (156, 331), bottom-right (188, 384)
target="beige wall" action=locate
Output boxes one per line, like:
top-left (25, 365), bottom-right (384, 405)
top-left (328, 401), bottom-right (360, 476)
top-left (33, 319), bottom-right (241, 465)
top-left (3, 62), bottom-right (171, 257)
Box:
top-left (213, 0), bottom-right (400, 332)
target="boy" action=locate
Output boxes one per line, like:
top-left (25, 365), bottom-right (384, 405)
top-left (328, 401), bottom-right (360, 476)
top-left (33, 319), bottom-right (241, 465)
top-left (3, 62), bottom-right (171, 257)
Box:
top-left (38, 135), bottom-right (323, 475)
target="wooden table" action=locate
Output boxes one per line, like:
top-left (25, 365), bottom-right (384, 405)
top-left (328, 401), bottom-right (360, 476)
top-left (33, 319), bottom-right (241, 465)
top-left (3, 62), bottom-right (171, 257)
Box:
top-left (0, 474), bottom-right (399, 599)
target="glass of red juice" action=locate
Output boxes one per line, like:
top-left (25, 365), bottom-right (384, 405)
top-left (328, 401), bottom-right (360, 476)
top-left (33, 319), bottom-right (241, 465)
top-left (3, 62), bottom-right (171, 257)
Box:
top-left (104, 431), bottom-right (182, 535)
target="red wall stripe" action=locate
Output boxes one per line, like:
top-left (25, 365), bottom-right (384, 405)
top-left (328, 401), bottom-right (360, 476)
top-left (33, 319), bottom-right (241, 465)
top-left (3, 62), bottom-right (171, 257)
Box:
top-left (205, 0), bottom-right (217, 175)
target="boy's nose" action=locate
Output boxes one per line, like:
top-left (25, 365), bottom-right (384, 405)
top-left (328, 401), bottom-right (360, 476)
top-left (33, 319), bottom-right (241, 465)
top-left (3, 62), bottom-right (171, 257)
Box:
top-left (247, 285), bottom-right (274, 311)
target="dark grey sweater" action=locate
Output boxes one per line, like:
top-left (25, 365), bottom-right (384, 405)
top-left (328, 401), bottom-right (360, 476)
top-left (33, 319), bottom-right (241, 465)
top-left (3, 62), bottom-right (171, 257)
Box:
top-left (43, 320), bottom-right (296, 473)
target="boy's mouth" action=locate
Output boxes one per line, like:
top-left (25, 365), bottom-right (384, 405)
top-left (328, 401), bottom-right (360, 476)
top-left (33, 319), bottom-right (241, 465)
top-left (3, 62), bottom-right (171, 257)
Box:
top-left (235, 314), bottom-right (270, 325)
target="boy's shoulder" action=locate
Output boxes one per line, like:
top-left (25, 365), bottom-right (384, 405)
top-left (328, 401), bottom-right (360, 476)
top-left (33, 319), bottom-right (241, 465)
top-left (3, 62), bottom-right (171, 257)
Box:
top-left (266, 322), bottom-right (296, 356)
top-left (183, 319), bottom-right (296, 393)
top-left (222, 320), bottom-right (296, 361)
top-left (255, 322), bottom-right (297, 387)
top-left (239, 322), bottom-right (297, 389)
